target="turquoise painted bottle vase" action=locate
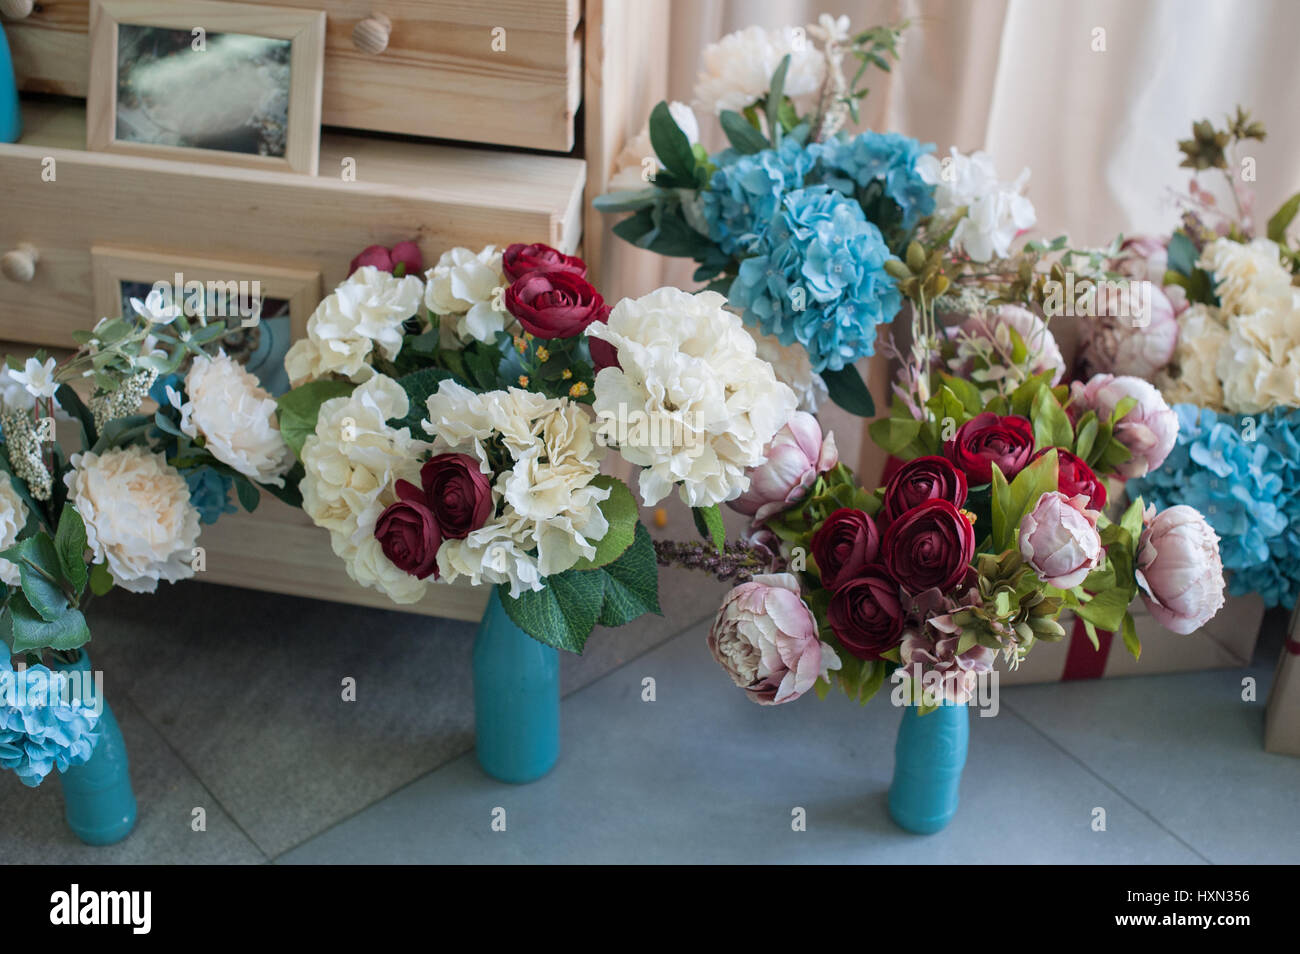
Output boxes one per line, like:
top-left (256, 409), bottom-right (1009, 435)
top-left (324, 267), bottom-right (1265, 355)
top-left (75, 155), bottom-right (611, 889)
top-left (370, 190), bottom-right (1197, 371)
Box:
top-left (51, 650), bottom-right (138, 846)
top-left (888, 702), bottom-right (969, 834)
top-left (472, 585), bottom-right (559, 784)
top-left (0, 23), bottom-right (20, 143)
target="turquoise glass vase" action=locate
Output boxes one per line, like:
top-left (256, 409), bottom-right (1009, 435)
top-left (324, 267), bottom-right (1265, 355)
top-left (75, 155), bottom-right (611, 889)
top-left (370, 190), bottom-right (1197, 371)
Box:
top-left (888, 702), bottom-right (969, 834)
top-left (0, 23), bottom-right (20, 143)
top-left (50, 651), bottom-right (137, 846)
top-left (472, 585), bottom-right (560, 783)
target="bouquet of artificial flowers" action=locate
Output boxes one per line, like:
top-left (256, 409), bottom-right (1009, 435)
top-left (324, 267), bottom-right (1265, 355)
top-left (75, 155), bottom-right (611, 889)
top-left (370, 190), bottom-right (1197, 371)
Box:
top-left (595, 16), bottom-right (1036, 417)
top-left (1, 291), bottom-right (294, 786)
top-left (1076, 109), bottom-right (1300, 608)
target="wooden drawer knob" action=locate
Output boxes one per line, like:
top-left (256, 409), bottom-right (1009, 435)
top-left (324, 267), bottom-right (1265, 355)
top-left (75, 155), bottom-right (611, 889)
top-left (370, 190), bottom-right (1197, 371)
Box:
top-left (1, 244), bottom-right (38, 282)
top-left (352, 13), bottom-right (392, 54)
top-left (0, 0), bottom-right (35, 20)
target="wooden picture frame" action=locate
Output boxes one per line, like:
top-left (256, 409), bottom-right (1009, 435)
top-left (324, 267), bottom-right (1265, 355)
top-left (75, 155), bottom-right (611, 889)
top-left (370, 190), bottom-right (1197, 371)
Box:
top-left (90, 245), bottom-right (321, 394)
top-left (87, 0), bottom-right (325, 174)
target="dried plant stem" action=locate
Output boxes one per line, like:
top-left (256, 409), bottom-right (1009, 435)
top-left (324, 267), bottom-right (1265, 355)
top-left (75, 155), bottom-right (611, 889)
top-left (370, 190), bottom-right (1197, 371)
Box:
top-left (653, 539), bottom-right (782, 584)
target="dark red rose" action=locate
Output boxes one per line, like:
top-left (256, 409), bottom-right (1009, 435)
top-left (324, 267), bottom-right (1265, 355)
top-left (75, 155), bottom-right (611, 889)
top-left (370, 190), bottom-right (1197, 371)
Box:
top-left (375, 485), bottom-right (442, 580)
top-left (417, 453), bottom-right (493, 540)
top-left (349, 241), bottom-right (423, 277)
top-left (827, 567), bottom-right (905, 660)
top-left (882, 498), bottom-right (976, 593)
top-left (944, 412), bottom-right (1035, 484)
top-left (504, 269), bottom-right (609, 339)
top-left (502, 242), bottom-right (587, 282)
top-left (881, 455), bottom-right (968, 525)
top-left (1036, 447), bottom-right (1107, 510)
top-left (811, 508), bottom-right (881, 591)
top-left (587, 316), bottom-right (620, 373)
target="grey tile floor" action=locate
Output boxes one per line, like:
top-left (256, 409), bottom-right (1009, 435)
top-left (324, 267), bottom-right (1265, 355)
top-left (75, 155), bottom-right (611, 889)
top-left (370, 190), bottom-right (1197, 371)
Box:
top-left (4, 571), bottom-right (1297, 865)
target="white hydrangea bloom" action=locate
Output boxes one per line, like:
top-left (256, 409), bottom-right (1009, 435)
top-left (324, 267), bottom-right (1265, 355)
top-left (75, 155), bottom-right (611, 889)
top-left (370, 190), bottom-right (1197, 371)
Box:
top-left (423, 245), bottom-right (509, 344)
top-left (917, 147), bottom-right (1036, 262)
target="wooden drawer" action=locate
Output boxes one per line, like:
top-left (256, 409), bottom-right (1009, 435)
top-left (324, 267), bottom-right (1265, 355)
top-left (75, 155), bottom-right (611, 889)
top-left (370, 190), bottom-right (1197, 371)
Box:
top-left (0, 100), bottom-right (585, 348)
top-left (2, 0), bottom-right (583, 151)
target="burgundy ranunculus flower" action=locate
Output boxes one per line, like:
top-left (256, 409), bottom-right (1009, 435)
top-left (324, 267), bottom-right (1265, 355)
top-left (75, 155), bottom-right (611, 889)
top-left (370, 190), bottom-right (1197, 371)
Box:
top-left (1034, 447), bottom-right (1107, 511)
top-left (375, 484), bottom-right (442, 580)
top-left (811, 508), bottom-right (880, 592)
top-left (944, 412), bottom-right (1035, 485)
top-left (504, 269), bottom-right (609, 339)
top-left (502, 242), bottom-right (588, 282)
top-left (882, 498), bottom-right (976, 593)
top-left (349, 240), bottom-right (423, 277)
top-left (827, 567), bottom-right (905, 660)
top-left (417, 453), bottom-right (493, 540)
top-left (881, 455), bottom-right (968, 525)
top-left (587, 315), bottom-right (620, 373)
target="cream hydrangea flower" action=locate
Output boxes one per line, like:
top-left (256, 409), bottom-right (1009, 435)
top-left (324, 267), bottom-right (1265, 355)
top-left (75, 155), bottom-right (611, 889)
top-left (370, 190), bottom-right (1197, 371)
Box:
top-left (423, 246), bottom-right (509, 344)
top-left (64, 446), bottom-right (200, 593)
top-left (284, 266), bottom-right (423, 385)
top-left (0, 476), bottom-right (29, 586)
top-left (300, 374), bottom-right (430, 603)
top-left (693, 25), bottom-right (825, 116)
top-left (180, 353), bottom-right (295, 486)
top-left (1156, 304), bottom-right (1228, 410)
top-left (423, 380), bottom-right (610, 594)
top-left (589, 288), bottom-right (797, 507)
top-left (1199, 238), bottom-right (1293, 317)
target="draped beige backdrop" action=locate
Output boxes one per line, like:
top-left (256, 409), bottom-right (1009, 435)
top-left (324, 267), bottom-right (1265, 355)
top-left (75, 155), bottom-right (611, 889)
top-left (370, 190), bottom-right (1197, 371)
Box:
top-left (594, 0), bottom-right (1300, 482)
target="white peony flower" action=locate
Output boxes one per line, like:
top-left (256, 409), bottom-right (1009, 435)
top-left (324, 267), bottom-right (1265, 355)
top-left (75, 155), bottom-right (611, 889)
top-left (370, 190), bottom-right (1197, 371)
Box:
top-left (65, 446), bottom-right (201, 593)
top-left (8, 356), bottom-right (58, 399)
top-left (917, 147), bottom-right (1036, 262)
top-left (0, 476), bottom-right (29, 586)
top-left (1199, 238), bottom-right (1293, 317)
top-left (693, 25), bottom-right (825, 116)
top-left (300, 375), bottom-right (431, 602)
top-left (423, 245), bottom-right (509, 344)
top-left (744, 324), bottom-right (826, 413)
top-left (285, 266), bottom-right (424, 385)
top-left (589, 288), bottom-right (797, 508)
top-left (180, 353), bottom-right (295, 487)
top-left (1156, 304), bottom-right (1228, 410)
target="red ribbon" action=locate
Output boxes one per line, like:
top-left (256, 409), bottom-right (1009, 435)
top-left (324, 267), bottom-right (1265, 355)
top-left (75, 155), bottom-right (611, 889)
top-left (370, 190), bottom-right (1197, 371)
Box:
top-left (1286, 638), bottom-right (1300, 656)
top-left (1062, 615), bottom-right (1114, 680)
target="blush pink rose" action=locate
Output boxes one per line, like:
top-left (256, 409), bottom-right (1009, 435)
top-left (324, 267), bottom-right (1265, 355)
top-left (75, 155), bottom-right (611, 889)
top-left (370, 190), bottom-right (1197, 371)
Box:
top-left (729, 412), bottom-right (838, 524)
top-left (1136, 505), bottom-right (1226, 635)
top-left (1069, 374), bottom-right (1178, 479)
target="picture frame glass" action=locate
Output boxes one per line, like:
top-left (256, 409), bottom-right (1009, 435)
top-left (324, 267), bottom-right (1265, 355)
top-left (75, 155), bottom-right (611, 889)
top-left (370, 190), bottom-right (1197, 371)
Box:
top-left (115, 24), bottom-right (292, 158)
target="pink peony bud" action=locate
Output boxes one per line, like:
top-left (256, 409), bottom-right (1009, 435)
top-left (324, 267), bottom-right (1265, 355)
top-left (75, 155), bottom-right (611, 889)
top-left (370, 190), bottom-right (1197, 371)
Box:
top-left (1136, 505), bottom-right (1226, 635)
top-left (1069, 374), bottom-right (1178, 479)
top-left (707, 573), bottom-right (840, 705)
top-left (728, 412), bottom-right (838, 524)
top-left (1079, 282), bottom-right (1179, 378)
top-left (1110, 235), bottom-right (1168, 285)
top-left (1018, 491), bottom-right (1103, 589)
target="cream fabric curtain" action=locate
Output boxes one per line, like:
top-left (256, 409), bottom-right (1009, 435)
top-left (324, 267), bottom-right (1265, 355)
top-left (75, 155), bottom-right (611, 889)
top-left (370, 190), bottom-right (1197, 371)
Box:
top-left (598, 0), bottom-right (1300, 479)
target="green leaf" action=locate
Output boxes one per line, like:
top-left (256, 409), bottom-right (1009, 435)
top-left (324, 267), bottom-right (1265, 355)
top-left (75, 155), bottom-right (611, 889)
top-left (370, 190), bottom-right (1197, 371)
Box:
top-left (387, 367), bottom-right (455, 434)
top-left (1268, 192), bottom-right (1300, 243)
top-left (595, 523), bottom-right (661, 627)
top-left (823, 363), bottom-right (876, 417)
top-left (995, 450), bottom-right (1059, 551)
top-left (2, 534), bottom-right (68, 623)
top-left (275, 380), bottom-right (355, 459)
top-left (90, 413), bottom-right (152, 455)
top-left (1120, 494), bottom-right (1144, 544)
top-left (719, 109), bottom-right (769, 154)
top-left (570, 476), bottom-right (638, 570)
top-left (4, 592), bottom-right (90, 654)
top-left (53, 505), bottom-right (88, 598)
top-left (89, 560), bottom-right (114, 596)
top-left (692, 503), bottom-right (726, 554)
top-left (233, 475), bottom-right (260, 513)
top-left (592, 187), bottom-right (664, 213)
top-left (1166, 230), bottom-right (1199, 276)
top-left (765, 56), bottom-right (791, 145)
top-left (1073, 411), bottom-right (1099, 463)
top-left (1030, 385), bottom-right (1074, 451)
top-left (1121, 611), bottom-right (1141, 660)
top-left (55, 383), bottom-right (98, 450)
top-left (937, 374), bottom-right (984, 417)
top-left (1076, 587), bottom-right (1130, 633)
top-left (648, 101), bottom-right (698, 186)
top-left (990, 464), bottom-right (1014, 552)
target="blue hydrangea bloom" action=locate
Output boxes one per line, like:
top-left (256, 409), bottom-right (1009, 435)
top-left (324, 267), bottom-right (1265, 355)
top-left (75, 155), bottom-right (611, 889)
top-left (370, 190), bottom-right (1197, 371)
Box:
top-left (819, 131), bottom-right (936, 231)
top-left (701, 137), bottom-right (822, 256)
top-left (1129, 404), bottom-right (1300, 608)
top-left (728, 186), bottom-right (901, 373)
top-left (186, 466), bottom-right (237, 525)
top-left (0, 656), bottom-right (100, 787)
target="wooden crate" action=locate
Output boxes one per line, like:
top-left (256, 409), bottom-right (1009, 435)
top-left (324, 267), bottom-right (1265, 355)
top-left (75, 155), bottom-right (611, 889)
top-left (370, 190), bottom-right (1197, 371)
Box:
top-left (2, 0), bottom-right (583, 151)
top-left (0, 99), bottom-right (585, 347)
